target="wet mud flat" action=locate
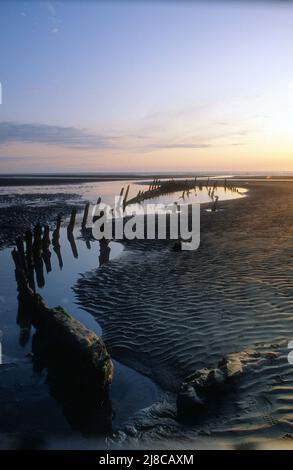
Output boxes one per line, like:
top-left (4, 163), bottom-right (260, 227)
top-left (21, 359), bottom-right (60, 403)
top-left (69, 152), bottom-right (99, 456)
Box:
top-left (0, 216), bottom-right (159, 449)
top-left (0, 192), bottom-right (84, 248)
top-left (0, 179), bottom-right (292, 449)
top-left (75, 181), bottom-right (293, 449)
top-left (0, 180), bottom-right (240, 449)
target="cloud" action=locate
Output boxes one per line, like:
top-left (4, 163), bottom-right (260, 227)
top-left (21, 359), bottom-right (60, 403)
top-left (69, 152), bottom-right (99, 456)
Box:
top-left (0, 122), bottom-right (216, 153)
top-left (146, 143), bottom-right (212, 150)
top-left (0, 156), bottom-right (24, 162)
top-left (0, 119), bottom-right (248, 155)
top-left (0, 122), bottom-right (119, 150)
top-left (45, 1), bottom-right (60, 34)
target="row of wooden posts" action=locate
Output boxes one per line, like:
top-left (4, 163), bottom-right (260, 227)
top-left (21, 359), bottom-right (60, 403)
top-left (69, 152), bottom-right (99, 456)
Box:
top-left (126, 177), bottom-right (238, 207)
top-left (63, 177), bottom-right (239, 236)
top-left (11, 176), bottom-right (238, 280)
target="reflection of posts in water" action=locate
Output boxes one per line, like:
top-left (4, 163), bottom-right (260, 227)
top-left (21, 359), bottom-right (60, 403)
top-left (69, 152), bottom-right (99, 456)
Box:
top-left (80, 228), bottom-right (92, 250)
top-left (32, 330), bottom-right (113, 434)
top-left (11, 246), bottom-right (114, 436)
top-left (81, 203), bottom-right (92, 249)
top-left (68, 207), bottom-right (77, 233)
top-left (16, 294), bottom-right (32, 347)
top-left (53, 241), bottom-right (63, 270)
top-left (67, 230), bottom-right (78, 259)
top-left (99, 239), bottom-right (111, 266)
top-left (27, 262), bottom-right (36, 292)
top-left (52, 215), bottom-right (63, 269)
top-left (12, 249), bottom-right (32, 346)
top-left (42, 247), bottom-right (52, 273)
top-left (81, 202), bottom-right (90, 229)
top-left (12, 209), bottom-right (113, 293)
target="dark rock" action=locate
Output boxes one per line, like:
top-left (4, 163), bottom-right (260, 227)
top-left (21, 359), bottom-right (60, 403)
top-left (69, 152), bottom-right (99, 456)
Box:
top-left (177, 349), bottom-right (265, 421)
top-left (177, 384), bottom-right (206, 418)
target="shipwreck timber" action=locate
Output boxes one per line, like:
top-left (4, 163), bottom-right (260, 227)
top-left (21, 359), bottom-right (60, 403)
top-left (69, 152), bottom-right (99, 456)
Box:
top-left (11, 221), bottom-right (114, 433)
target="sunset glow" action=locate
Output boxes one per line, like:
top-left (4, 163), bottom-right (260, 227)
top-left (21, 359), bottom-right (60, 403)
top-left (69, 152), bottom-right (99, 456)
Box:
top-left (1, 1), bottom-right (293, 173)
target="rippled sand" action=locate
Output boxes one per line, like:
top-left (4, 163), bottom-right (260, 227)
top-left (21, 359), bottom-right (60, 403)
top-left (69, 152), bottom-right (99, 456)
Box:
top-left (75, 181), bottom-right (293, 448)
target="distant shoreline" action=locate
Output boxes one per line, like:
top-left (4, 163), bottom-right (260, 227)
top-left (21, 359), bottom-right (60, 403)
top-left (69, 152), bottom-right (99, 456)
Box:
top-left (0, 174), bottom-right (292, 187)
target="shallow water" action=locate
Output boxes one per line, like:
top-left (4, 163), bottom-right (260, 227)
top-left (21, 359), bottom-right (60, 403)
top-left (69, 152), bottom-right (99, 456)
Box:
top-left (0, 179), bottom-right (247, 207)
top-left (0, 227), bottom-right (160, 448)
top-left (0, 180), bottom-right (252, 449)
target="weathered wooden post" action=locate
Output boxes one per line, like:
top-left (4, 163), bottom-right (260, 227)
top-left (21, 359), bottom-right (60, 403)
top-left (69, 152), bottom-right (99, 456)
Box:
top-left (52, 215), bottom-right (61, 242)
top-left (24, 230), bottom-right (35, 290)
top-left (212, 195), bottom-right (219, 212)
top-left (123, 185), bottom-right (130, 209)
top-left (16, 237), bottom-right (27, 274)
top-left (25, 230), bottom-right (33, 259)
top-left (42, 225), bottom-right (51, 249)
top-left (33, 224), bottom-right (43, 259)
top-left (93, 197), bottom-right (102, 224)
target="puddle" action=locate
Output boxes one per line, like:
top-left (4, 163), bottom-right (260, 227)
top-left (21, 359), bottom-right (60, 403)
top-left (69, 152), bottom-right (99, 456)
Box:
top-left (0, 179), bottom-right (247, 447)
top-left (0, 226), bottom-right (160, 444)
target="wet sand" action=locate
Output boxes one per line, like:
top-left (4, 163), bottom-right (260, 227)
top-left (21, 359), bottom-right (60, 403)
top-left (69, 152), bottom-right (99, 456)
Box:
top-left (0, 179), bottom-right (292, 449)
top-left (74, 180), bottom-right (293, 448)
top-left (0, 192), bottom-right (84, 248)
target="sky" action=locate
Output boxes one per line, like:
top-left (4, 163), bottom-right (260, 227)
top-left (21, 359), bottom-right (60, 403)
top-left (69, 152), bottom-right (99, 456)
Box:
top-left (0, 0), bottom-right (293, 173)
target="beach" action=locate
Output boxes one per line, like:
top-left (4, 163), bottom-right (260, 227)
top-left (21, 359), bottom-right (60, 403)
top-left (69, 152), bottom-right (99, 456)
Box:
top-left (75, 179), bottom-right (293, 448)
top-left (0, 178), bottom-right (292, 449)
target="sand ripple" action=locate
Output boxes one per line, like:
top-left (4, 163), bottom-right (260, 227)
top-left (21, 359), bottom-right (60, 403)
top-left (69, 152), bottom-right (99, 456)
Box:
top-left (75, 182), bottom-right (293, 446)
